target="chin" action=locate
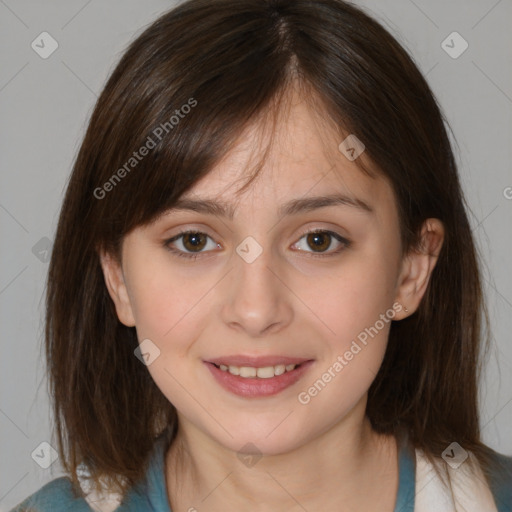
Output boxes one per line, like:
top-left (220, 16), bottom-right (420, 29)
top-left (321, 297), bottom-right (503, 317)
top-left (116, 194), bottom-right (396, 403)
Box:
top-left (212, 421), bottom-right (307, 458)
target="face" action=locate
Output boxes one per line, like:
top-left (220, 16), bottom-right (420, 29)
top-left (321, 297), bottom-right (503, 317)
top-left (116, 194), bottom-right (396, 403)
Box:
top-left (101, 90), bottom-right (438, 457)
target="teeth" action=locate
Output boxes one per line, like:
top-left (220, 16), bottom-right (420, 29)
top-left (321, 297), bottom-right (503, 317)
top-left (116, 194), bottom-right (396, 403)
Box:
top-left (256, 366), bottom-right (275, 378)
top-left (216, 363), bottom-right (299, 378)
top-left (229, 365), bottom-right (240, 375)
top-left (239, 366), bottom-right (257, 378)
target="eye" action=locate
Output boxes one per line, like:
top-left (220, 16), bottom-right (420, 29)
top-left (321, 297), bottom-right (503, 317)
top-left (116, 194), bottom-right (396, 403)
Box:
top-left (292, 229), bottom-right (350, 258)
top-left (164, 228), bottom-right (350, 261)
top-left (164, 230), bottom-right (219, 260)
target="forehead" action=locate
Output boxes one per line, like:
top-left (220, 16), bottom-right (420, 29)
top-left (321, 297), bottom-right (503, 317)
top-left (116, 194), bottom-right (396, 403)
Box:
top-left (177, 93), bottom-right (395, 219)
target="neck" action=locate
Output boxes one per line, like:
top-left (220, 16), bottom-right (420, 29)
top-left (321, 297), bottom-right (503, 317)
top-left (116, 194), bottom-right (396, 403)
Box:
top-left (165, 400), bottom-right (399, 511)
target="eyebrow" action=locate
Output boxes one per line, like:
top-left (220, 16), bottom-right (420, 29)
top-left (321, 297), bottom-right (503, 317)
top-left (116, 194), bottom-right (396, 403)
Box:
top-left (166, 193), bottom-right (373, 221)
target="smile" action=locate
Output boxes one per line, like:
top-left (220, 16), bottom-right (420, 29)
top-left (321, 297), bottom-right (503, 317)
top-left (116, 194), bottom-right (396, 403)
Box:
top-left (204, 359), bottom-right (315, 398)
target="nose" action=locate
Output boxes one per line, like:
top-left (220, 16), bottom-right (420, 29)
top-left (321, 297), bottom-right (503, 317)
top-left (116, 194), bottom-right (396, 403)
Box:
top-left (220, 241), bottom-right (293, 338)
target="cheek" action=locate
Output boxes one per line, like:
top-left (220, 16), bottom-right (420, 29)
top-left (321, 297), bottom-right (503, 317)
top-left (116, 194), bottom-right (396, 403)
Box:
top-left (301, 251), bottom-right (398, 346)
top-left (294, 257), bottom-right (396, 418)
top-left (126, 259), bottom-right (213, 410)
top-left (127, 255), bottom-right (215, 353)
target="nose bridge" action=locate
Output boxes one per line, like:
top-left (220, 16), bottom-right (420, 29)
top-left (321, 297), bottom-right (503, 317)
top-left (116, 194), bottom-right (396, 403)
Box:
top-left (220, 235), bottom-right (292, 336)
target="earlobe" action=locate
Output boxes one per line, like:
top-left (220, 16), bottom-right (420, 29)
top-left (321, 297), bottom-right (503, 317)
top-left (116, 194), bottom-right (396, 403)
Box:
top-left (394, 218), bottom-right (444, 319)
top-left (99, 251), bottom-right (136, 327)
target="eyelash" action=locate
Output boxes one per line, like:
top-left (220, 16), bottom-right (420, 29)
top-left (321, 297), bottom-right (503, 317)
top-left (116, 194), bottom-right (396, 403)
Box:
top-left (164, 228), bottom-right (351, 261)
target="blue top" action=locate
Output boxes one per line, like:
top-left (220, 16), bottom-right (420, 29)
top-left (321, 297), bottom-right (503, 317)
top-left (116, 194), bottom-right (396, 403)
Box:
top-left (9, 433), bottom-right (512, 511)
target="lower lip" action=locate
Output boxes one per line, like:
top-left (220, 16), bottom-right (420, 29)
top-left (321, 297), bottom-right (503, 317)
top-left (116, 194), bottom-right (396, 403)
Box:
top-left (204, 361), bottom-right (314, 398)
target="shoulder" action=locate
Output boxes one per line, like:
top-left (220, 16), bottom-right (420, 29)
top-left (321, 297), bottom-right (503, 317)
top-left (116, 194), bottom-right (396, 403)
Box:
top-left (415, 447), bottom-right (512, 512)
top-left (9, 476), bottom-right (92, 512)
top-left (9, 433), bottom-right (172, 512)
top-left (487, 450), bottom-right (512, 511)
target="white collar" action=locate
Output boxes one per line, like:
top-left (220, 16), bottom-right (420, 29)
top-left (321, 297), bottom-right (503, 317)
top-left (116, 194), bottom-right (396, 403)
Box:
top-left (414, 448), bottom-right (498, 511)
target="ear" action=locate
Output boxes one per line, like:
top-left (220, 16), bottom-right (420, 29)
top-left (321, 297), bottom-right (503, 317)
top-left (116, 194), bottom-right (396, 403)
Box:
top-left (99, 250), bottom-right (136, 327)
top-left (394, 218), bottom-right (444, 319)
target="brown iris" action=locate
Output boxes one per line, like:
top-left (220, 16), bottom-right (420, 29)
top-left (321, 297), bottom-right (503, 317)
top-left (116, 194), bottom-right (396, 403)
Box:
top-left (182, 232), bottom-right (208, 252)
top-left (306, 232), bottom-right (331, 252)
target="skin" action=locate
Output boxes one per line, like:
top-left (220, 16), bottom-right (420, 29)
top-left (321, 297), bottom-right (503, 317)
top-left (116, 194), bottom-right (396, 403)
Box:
top-left (101, 85), bottom-right (444, 511)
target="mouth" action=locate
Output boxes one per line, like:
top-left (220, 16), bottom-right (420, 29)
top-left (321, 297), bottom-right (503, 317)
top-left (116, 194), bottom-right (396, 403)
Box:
top-left (204, 357), bottom-right (315, 398)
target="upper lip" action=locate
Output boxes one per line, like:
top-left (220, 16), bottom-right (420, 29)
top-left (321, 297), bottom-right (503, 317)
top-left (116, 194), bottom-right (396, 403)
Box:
top-left (205, 355), bottom-right (313, 367)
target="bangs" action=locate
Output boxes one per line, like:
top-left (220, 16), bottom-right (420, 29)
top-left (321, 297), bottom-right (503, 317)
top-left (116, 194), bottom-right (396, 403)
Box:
top-left (87, 2), bottom-right (378, 257)
top-left (90, 4), bottom-right (297, 251)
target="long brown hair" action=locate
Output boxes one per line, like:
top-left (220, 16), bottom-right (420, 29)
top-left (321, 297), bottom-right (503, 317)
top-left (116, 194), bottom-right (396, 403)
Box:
top-left (45, 0), bottom-right (502, 500)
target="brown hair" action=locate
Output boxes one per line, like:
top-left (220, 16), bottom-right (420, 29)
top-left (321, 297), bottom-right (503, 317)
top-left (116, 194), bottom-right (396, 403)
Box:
top-left (45, 0), bottom-right (502, 500)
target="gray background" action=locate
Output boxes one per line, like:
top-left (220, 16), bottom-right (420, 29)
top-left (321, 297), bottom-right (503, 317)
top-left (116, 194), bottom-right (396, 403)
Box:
top-left (1, 0), bottom-right (511, 509)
